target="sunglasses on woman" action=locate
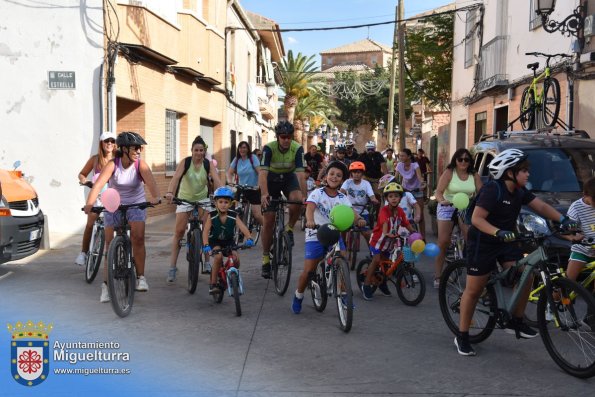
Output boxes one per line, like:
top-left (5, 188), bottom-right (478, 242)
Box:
top-left (457, 157), bottom-right (470, 163)
top-left (103, 139), bottom-right (115, 144)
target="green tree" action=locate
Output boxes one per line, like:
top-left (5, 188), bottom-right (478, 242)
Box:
top-left (405, 13), bottom-right (454, 110)
top-left (278, 50), bottom-right (318, 123)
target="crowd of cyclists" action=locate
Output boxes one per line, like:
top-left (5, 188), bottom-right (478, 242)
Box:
top-left (77, 122), bottom-right (592, 361)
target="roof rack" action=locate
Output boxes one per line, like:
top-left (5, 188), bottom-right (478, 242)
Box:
top-left (479, 128), bottom-right (589, 141)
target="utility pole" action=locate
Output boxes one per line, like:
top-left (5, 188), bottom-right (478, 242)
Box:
top-left (397, 0), bottom-right (406, 151)
top-left (387, 3), bottom-right (398, 147)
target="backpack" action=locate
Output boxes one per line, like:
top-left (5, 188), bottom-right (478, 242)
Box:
top-left (464, 179), bottom-right (501, 225)
top-left (113, 157), bottom-right (144, 183)
top-left (174, 157), bottom-right (211, 197)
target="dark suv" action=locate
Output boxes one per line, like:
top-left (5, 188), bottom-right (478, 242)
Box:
top-left (470, 129), bottom-right (595, 254)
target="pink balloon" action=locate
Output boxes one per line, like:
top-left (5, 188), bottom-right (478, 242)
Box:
top-left (407, 232), bottom-right (423, 245)
top-left (101, 188), bottom-right (121, 212)
top-left (212, 159), bottom-right (218, 168)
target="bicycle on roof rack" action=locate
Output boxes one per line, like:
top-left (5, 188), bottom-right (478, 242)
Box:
top-left (519, 52), bottom-right (572, 131)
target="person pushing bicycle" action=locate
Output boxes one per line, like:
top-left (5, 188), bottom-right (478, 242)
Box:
top-left (456, 149), bottom-right (576, 356)
top-left (258, 121), bottom-right (307, 279)
top-left (202, 187), bottom-right (254, 295)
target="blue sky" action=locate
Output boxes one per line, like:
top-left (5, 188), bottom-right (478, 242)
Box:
top-left (239, 0), bottom-right (455, 66)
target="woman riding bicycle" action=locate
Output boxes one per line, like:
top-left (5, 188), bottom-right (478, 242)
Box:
top-left (76, 131), bottom-right (116, 266)
top-left (433, 148), bottom-right (482, 289)
top-left (84, 131), bottom-right (161, 302)
top-left (456, 149), bottom-right (575, 356)
top-left (164, 136), bottom-right (222, 283)
top-left (226, 140), bottom-right (263, 228)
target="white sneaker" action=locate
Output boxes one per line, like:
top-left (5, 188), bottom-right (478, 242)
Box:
top-left (100, 283), bottom-right (110, 303)
top-left (166, 267), bottom-right (178, 283)
top-left (433, 278), bottom-right (440, 289)
top-left (75, 252), bottom-right (87, 266)
top-left (136, 275), bottom-right (149, 291)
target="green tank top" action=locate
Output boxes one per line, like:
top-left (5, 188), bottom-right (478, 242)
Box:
top-left (261, 140), bottom-right (305, 174)
top-left (208, 210), bottom-right (237, 242)
top-left (386, 158), bottom-right (395, 173)
top-left (444, 170), bottom-right (476, 201)
top-left (178, 161), bottom-right (208, 201)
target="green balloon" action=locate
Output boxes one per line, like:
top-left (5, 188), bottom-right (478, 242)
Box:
top-left (329, 204), bottom-right (355, 231)
top-left (452, 192), bottom-right (470, 210)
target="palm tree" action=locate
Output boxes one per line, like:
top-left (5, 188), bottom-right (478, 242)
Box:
top-left (278, 50), bottom-right (318, 123)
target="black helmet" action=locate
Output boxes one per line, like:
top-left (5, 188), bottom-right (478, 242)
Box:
top-left (274, 121), bottom-right (294, 136)
top-left (324, 160), bottom-right (349, 181)
top-left (317, 223), bottom-right (340, 247)
top-left (116, 131), bottom-right (147, 147)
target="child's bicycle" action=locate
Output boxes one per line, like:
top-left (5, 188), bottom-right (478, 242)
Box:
top-left (210, 244), bottom-right (251, 317)
top-left (356, 235), bottom-right (426, 306)
top-left (524, 238), bottom-right (595, 328)
top-left (307, 229), bottom-right (354, 332)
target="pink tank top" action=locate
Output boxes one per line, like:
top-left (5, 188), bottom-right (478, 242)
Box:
top-left (108, 158), bottom-right (146, 205)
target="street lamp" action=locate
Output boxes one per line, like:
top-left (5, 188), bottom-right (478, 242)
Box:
top-left (535, 0), bottom-right (585, 37)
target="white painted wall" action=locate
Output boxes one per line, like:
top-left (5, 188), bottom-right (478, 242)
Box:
top-left (0, 0), bottom-right (103, 238)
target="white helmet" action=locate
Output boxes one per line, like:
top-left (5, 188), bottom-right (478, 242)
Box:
top-left (99, 131), bottom-right (116, 141)
top-left (335, 142), bottom-right (346, 151)
top-left (345, 140), bottom-right (354, 147)
top-left (365, 140), bottom-right (376, 150)
top-left (488, 149), bottom-right (528, 179)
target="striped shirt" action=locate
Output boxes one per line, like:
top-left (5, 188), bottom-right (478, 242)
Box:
top-left (567, 198), bottom-right (595, 257)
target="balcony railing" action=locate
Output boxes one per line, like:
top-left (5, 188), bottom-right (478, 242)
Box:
top-left (478, 35), bottom-right (508, 92)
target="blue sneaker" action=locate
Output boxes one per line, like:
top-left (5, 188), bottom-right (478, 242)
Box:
top-left (361, 284), bottom-right (374, 301)
top-left (292, 295), bottom-right (303, 314)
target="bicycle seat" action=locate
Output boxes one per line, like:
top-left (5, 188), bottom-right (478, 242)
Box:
top-left (527, 62), bottom-right (539, 71)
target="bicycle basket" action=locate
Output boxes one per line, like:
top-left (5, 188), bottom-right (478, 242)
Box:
top-left (403, 246), bottom-right (420, 263)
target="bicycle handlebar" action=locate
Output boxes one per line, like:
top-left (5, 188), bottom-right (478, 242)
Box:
top-left (79, 181), bottom-right (94, 188)
top-left (227, 183), bottom-right (259, 191)
top-left (525, 52), bottom-right (572, 58)
top-left (210, 244), bottom-right (252, 255)
top-left (81, 206), bottom-right (104, 214)
top-left (169, 197), bottom-right (212, 207)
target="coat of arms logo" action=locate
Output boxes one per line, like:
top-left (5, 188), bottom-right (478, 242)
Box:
top-left (7, 320), bottom-right (53, 386)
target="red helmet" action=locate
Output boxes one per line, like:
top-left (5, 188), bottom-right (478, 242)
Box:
top-left (349, 161), bottom-right (366, 172)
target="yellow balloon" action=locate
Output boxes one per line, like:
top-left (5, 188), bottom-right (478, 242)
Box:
top-left (411, 239), bottom-right (426, 254)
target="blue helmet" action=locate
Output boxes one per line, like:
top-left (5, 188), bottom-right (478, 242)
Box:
top-left (213, 186), bottom-right (234, 200)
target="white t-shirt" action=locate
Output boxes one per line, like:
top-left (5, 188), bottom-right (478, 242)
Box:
top-left (399, 191), bottom-right (418, 221)
top-left (568, 198), bottom-right (595, 257)
top-left (305, 187), bottom-right (352, 243)
top-left (341, 179), bottom-right (374, 215)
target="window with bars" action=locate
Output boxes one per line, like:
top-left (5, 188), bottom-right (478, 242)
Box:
top-left (165, 110), bottom-right (178, 173)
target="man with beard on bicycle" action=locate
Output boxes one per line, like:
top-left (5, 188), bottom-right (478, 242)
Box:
top-left (358, 140), bottom-right (387, 202)
top-left (259, 121), bottom-right (307, 279)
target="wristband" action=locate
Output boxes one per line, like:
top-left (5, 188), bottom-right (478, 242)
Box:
top-left (493, 229), bottom-right (499, 237)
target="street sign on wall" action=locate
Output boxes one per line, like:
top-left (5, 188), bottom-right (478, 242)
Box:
top-left (48, 71), bottom-right (75, 89)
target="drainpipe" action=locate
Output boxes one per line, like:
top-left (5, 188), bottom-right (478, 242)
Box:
top-left (107, 49), bottom-right (118, 132)
top-left (99, 61), bottom-right (104, 133)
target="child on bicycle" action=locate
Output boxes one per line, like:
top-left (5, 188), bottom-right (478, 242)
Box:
top-left (340, 161), bottom-right (379, 241)
top-left (378, 174), bottom-right (421, 230)
top-left (456, 149), bottom-right (576, 356)
top-left (565, 176), bottom-right (595, 283)
top-left (292, 161), bottom-right (366, 314)
top-left (361, 182), bottom-right (418, 300)
top-left (202, 187), bottom-right (254, 295)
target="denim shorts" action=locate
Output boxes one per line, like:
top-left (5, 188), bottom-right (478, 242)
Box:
top-left (104, 207), bottom-right (146, 227)
top-left (305, 239), bottom-right (346, 260)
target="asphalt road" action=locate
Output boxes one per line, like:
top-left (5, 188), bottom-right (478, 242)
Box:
top-left (0, 213), bottom-right (593, 396)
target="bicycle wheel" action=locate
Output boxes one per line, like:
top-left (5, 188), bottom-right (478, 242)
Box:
top-left (309, 260), bottom-right (327, 312)
top-left (347, 231), bottom-right (359, 271)
top-left (542, 77), bottom-right (561, 127)
top-left (107, 236), bottom-right (136, 318)
top-left (212, 272), bottom-right (224, 303)
top-left (229, 271), bottom-right (242, 317)
top-left (438, 260), bottom-right (496, 344)
top-left (537, 277), bottom-right (595, 378)
top-left (334, 257), bottom-right (353, 333)
top-left (85, 224), bottom-right (104, 283)
top-left (355, 258), bottom-right (378, 293)
top-left (520, 87), bottom-right (536, 131)
top-left (273, 232), bottom-right (292, 296)
top-left (394, 263), bottom-right (426, 306)
top-left (187, 229), bottom-right (201, 294)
